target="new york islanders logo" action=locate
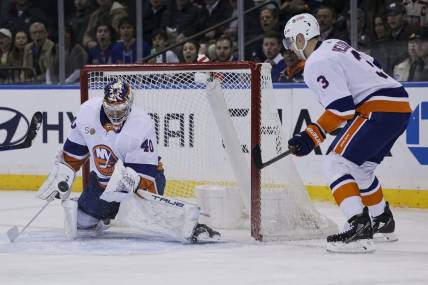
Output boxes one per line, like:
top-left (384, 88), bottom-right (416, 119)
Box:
top-left (92, 144), bottom-right (118, 176)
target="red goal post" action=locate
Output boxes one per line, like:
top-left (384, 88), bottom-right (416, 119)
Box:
top-left (80, 62), bottom-right (336, 241)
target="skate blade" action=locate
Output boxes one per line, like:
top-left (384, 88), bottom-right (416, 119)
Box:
top-left (374, 232), bottom-right (398, 242)
top-left (326, 239), bottom-right (375, 253)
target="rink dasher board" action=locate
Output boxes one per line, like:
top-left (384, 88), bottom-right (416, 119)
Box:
top-left (0, 84), bottom-right (427, 208)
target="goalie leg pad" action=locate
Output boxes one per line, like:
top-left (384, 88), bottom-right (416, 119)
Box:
top-left (62, 199), bottom-right (78, 239)
top-left (77, 208), bottom-right (101, 229)
top-left (116, 189), bottom-right (201, 243)
top-left (62, 199), bottom-right (111, 239)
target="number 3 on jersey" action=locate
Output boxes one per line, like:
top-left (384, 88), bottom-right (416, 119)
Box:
top-left (351, 50), bottom-right (388, 79)
top-left (317, 75), bottom-right (329, 89)
top-left (141, 139), bottom-right (154, 152)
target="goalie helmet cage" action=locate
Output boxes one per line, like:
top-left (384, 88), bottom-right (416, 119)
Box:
top-left (80, 62), bottom-right (337, 242)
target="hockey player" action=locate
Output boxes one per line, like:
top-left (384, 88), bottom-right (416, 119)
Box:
top-left (37, 80), bottom-right (220, 243)
top-left (283, 13), bottom-right (411, 253)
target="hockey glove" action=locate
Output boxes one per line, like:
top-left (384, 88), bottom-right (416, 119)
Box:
top-left (38, 161), bottom-right (75, 200)
top-left (288, 123), bottom-right (326, 156)
top-left (101, 160), bottom-right (141, 203)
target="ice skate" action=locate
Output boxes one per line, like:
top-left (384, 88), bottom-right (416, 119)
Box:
top-left (372, 202), bottom-right (398, 242)
top-left (326, 207), bottom-right (375, 253)
top-left (191, 224), bottom-right (221, 244)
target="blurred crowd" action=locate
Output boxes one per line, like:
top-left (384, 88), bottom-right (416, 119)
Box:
top-left (0, 0), bottom-right (427, 84)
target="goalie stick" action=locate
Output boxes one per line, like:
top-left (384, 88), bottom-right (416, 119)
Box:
top-left (0, 111), bottom-right (43, 151)
top-left (252, 144), bottom-right (293, 170)
top-left (7, 182), bottom-right (69, 243)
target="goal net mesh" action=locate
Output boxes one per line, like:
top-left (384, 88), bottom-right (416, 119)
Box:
top-left (82, 62), bottom-right (337, 241)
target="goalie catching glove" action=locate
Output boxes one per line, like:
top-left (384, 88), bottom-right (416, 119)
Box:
top-left (288, 123), bottom-right (325, 156)
top-left (100, 160), bottom-right (141, 203)
top-left (38, 159), bottom-right (75, 201)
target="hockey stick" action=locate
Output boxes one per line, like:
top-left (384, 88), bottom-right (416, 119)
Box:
top-left (6, 182), bottom-right (69, 242)
top-left (0, 111), bottom-right (43, 152)
top-left (252, 144), bottom-right (294, 170)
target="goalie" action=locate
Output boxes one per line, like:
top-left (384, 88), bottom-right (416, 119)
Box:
top-left (37, 80), bottom-right (220, 243)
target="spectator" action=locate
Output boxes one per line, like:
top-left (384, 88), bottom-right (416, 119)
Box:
top-left (214, 35), bottom-right (236, 61)
top-left (181, 40), bottom-right (200, 63)
top-left (6, 30), bottom-right (28, 68)
top-left (373, 15), bottom-right (391, 40)
top-left (262, 31), bottom-right (285, 82)
top-left (83, 0), bottom-right (126, 49)
top-left (201, 0), bottom-right (232, 42)
top-left (139, 0), bottom-right (167, 45)
top-left (110, 5), bottom-right (128, 33)
top-left (409, 28), bottom-right (428, 81)
top-left (339, 0), bottom-right (385, 41)
top-left (385, 1), bottom-right (419, 42)
top-left (111, 17), bottom-right (150, 64)
top-left (224, 0), bottom-right (257, 40)
top-left (148, 29), bottom-right (179, 63)
top-left (402, 0), bottom-right (428, 27)
top-left (0, 28), bottom-right (13, 82)
top-left (2, 0), bottom-right (48, 35)
top-left (278, 49), bottom-right (305, 83)
top-left (258, 6), bottom-right (282, 35)
top-left (345, 8), bottom-right (372, 50)
top-left (88, 23), bottom-right (115, 65)
top-left (47, 25), bottom-right (87, 84)
top-left (280, 0), bottom-right (310, 24)
top-left (370, 1), bottom-right (419, 76)
top-left (393, 32), bottom-right (419, 81)
top-left (0, 28), bottom-right (13, 66)
top-left (160, 0), bottom-right (206, 41)
top-left (247, 7), bottom-right (281, 61)
top-left (22, 22), bottom-right (54, 82)
top-left (67, 0), bottom-right (94, 46)
top-left (316, 5), bottom-right (347, 41)
top-left (370, 14), bottom-right (394, 74)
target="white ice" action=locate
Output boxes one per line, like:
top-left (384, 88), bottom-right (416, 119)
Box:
top-left (1, 191), bottom-right (428, 285)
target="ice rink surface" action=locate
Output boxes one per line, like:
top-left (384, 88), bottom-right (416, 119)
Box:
top-left (1, 191), bottom-right (427, 285)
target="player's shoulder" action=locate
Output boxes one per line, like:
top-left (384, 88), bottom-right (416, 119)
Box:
top-left (307, 39), bottom-right (344, 64)
top-left (80, 97), bottom-right (103, 111)
top-left (124, 107), bottom-right (154, 133)
top-left (304, 40), bottom-right (345, 76)
top-left (76, 97), bottom-right (102, 123)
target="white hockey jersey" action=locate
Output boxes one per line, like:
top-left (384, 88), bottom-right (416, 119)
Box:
top-left (63, 97), bottom-right (159, 188)
top-left (304, 39), bottom-right (411, 133)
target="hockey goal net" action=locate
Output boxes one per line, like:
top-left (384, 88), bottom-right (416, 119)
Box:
top-left (80, 62), bottom-right (337, 241)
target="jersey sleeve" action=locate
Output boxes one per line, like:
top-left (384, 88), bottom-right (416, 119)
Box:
top-left (63, 116), bottom-right (89, 171)
top-left (305, 58), bottom-right (356, 133)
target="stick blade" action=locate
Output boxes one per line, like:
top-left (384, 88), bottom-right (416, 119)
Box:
top-left (7, 226), bottom-right (19, 242)
top-left (32, 111), bottom-right (43, 124)
top-left (26, 112), bottom-right (43, 143)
